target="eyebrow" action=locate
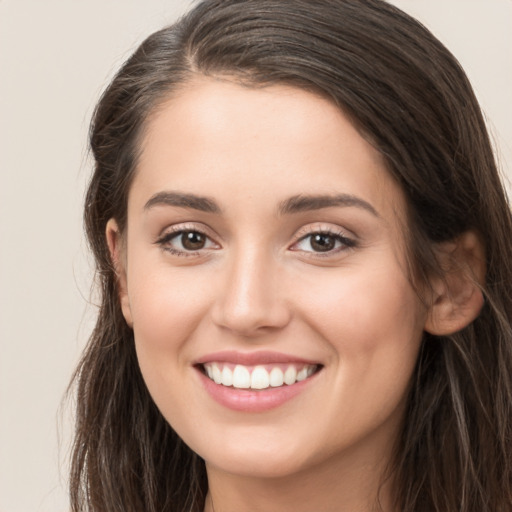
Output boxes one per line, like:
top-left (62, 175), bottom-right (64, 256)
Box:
top-left (144, 191), bottom-right (221, 213)
top-left (278, 194), bottom-right (380, 217)
top-left (143, 191), bottom-right (379, 217)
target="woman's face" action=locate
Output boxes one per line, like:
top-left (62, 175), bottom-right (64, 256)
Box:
top-left (111, 78), bottom-right (429, 479)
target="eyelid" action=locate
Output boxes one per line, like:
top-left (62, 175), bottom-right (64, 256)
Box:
top-left (293, 222), bottom-right (354, 238)
top-left (156, 221), bottom-right (212, 239)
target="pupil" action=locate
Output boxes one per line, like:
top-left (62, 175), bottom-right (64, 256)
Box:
top-left (182, 231), bottom-right (205, 250)
top-left (311, 234), bottom-right (335, 252)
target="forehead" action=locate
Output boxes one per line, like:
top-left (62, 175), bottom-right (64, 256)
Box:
top-left (133, 77), bottom-right (407, 224)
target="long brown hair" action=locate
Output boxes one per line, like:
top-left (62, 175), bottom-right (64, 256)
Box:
top-left (71, 1), bottom-right (512, 510)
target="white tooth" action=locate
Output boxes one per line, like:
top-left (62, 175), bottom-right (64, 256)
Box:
top-left (307, 365), bottom-right (316, 377)
top-left (212, 363), bottom-right (222, 384)
top-left (251, 366), bottom-right (270, 389)
top-left (205, 364), bottom-right (213, 379)
top-left (232, 365), bottom-right (251, 389)
top-left (269, 367), bottom-right (284, 387)
top-left (221, 366), bottom-right (233, 386)
top-left (284, 366), bottom-right (297, 385)
top-left (296, 367), bottom-right (308, 382)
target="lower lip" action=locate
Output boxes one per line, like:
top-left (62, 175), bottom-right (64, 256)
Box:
top-left (197, 368), bottom-right (319, 412)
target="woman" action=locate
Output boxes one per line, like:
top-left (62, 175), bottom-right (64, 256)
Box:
top-left (70, 1), bottom-right (512, 510)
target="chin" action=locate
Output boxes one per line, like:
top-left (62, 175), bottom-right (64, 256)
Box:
top-left (205, 449), bottom-right (310, 480)
top-left (188, 426), bottom-right (314, 479)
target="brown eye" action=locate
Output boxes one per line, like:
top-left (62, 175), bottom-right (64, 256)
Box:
top-left (181, 231), bottom-right (206, 250)
top-left (310, 233), bottom-right (336, 252)
top-left (291, 230), bottom-right (356, 255)
top-left (157, 228), bottom-right (218, 255)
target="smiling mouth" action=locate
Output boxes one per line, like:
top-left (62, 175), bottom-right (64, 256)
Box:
top-left (200, 362), bottom-right (321, 390)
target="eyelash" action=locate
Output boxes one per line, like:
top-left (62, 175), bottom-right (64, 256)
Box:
top-left (155, 224), bottom-right (216, 257)
top-left (291, 227), bottom-right (357, 256)
top-left (155, 225), bottom-right (356, 257)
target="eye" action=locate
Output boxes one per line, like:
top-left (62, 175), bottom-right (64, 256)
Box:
top-left (156, 228), bottom-right (218, 256)
top-left (291, 230), bottom-right (356, 254)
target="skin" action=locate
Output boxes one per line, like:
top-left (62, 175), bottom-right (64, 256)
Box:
top-left (108, 78), bottom-right (440, 511)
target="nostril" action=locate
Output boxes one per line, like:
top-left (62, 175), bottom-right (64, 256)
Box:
top-left (211, 301), bottom-right (292, 337)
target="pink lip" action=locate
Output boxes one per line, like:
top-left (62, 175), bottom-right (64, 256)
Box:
top-left (194, 351), bottom-right (322, 413)
top-left (195, 350), bottom-right (318, 366)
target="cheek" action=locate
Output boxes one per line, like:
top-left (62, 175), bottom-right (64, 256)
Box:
top-left (295, 256), bottom-right (425, 403)
top-left (301, 261), bottom-right (422, 341)
top-left (127, 253), bottom-right (208, 332)
top-left (125, 257), bottom-right (213, 389)
top-left (126, 268), bottom-right (213, 431)
top-left (294, 261), bottom-right (425, 440)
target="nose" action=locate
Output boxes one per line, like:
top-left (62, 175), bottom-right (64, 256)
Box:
top-left (210, 247), bottom-right (292, 338)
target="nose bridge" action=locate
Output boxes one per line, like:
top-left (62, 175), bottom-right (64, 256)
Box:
top-left (212, 241), bottom-right (290, 336)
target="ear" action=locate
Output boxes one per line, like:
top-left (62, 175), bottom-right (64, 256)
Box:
top-left (424, 230), bottom-right (485, 336)
top-left (106, 218), bottom-right (133, 328)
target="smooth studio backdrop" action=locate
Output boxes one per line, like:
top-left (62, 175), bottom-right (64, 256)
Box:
top-left (0, 1), bottom-right (510, 511)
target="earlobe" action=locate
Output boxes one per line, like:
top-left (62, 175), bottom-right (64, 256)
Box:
top-left (424, 230), bottom-right (485, 336)
top-left (106, 219), bottom-right (133, 328)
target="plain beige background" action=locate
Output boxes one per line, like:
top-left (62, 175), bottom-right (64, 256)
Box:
top-left (0, 1), bottom-right (510, 511)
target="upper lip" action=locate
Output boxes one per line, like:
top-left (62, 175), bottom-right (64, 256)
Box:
top-left (195, 350), bottom-right (320, 366)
